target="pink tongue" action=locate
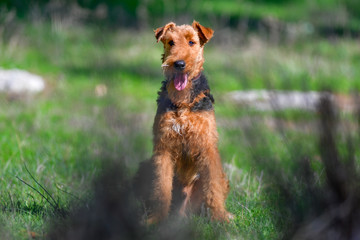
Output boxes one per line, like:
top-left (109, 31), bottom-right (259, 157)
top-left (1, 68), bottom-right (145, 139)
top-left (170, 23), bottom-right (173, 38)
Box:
top-left (174, 74), bottom-right (188, 91)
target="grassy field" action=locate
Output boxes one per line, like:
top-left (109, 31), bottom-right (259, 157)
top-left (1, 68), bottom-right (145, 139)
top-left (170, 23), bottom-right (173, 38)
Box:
top-left (0, 21), bottom-right (360, 239)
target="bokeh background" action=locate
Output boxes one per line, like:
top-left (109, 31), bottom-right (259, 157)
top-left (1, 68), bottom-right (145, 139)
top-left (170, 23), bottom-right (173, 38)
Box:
top-left (1, 0), bottom-right (360, 239)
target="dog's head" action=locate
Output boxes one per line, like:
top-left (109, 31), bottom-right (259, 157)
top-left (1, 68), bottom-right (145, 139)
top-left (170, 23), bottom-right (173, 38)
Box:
top-left (154, 21), bottom-right (213, 92)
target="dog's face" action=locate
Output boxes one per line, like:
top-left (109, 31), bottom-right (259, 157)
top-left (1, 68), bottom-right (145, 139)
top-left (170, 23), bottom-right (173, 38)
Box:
top-left (155, 21), bottom-right (213, 91)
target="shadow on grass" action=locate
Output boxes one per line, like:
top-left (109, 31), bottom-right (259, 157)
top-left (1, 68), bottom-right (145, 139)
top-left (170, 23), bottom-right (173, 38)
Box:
top-left (243, 94), bottom-right (360, 239)
top-left (48, 159), bottom-right (197, 240)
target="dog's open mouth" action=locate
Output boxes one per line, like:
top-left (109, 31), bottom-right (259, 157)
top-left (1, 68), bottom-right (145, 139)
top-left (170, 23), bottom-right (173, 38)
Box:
top-left (174, 73), bottom-right (188, 91)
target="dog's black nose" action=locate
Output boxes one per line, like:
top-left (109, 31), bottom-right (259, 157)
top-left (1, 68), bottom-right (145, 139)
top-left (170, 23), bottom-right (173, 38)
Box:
top-left (174, 60), bottom-right (186, 70)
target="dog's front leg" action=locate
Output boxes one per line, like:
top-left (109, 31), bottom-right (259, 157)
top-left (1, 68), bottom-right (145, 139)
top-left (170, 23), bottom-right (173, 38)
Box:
top-left (147, 151), bottom-right (174, 224)
top-left (197, 147), bottom-right (232, 222)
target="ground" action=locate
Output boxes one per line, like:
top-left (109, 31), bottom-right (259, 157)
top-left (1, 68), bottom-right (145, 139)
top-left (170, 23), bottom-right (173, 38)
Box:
top-left (0, 21), bottom-right (359, 239)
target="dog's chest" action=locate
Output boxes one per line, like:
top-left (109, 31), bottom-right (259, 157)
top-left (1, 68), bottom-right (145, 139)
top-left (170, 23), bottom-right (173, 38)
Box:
top-left (172, 120), bottom-right (183, 135)
top-left (168, 111), bottom-right (193, 136)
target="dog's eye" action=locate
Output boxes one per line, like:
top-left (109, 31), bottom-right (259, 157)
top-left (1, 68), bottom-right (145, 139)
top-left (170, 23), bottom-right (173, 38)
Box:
top-left (189, 41), bottom-right (195, 46)
top-left (169, 40), bottom-right (175, 46)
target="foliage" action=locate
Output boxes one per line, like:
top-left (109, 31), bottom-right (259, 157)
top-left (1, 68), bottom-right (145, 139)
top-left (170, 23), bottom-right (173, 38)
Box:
top-left (1, 0), bottom-right (360, 32)
top-left (345, 0), bottom-right (360, 18)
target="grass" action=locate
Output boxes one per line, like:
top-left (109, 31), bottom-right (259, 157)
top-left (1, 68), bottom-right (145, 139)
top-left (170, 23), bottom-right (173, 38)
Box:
top-left (0, 20), bottom-right (360, 239)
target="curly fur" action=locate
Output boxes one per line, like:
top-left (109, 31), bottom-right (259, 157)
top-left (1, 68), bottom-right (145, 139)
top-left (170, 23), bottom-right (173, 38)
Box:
top-left (147, 21), bottom-right (232, 224)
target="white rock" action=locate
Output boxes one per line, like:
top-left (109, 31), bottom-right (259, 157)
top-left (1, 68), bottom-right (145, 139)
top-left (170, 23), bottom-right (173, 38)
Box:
top-left (227, 90), bottom-right (324, 111)
top-left (0, 69), bottom-right (45, 93)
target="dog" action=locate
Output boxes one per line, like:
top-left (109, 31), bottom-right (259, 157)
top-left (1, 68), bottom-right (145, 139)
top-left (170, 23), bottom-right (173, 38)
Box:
top-left (144, 21), bottom-right (232, 224)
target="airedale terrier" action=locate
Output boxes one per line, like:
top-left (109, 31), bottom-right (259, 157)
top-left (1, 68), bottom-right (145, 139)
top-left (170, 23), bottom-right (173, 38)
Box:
top-left (147, 21), bottom-right (232, 224)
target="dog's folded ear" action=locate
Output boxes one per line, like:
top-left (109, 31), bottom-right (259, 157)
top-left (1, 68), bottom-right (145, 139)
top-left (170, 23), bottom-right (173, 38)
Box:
top-left (154, 22), bottom-right (175, 43)
top-left (192, 21), bottom-right (214, 46)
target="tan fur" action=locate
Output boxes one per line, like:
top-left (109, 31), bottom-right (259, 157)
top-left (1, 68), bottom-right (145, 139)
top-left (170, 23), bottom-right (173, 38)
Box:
top-left (148, 21), bottom-right (232, 224)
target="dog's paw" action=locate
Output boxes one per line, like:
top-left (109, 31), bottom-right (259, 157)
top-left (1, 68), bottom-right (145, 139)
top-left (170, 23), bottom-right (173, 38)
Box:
top-left (211, 210), bottom-right (234, 222)
top-left (145, 216), bottom-right (158, 226)
top-left (227, 212), bottom-right (235, 221)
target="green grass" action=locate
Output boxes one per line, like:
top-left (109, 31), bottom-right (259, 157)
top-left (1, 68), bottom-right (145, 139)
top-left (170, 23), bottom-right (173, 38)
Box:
top-left (0, 21), bottom-right (360, 239)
